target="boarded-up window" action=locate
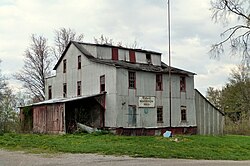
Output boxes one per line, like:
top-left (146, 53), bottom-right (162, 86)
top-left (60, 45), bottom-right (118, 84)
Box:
top-left (78, 55), bottom-right (81, 69)
top-left (181, 106), bottom-right (187, 121)
top-left (180, 76), bottom-right (186, 92)
top-left (128, 105), bottom-right (136, 126)
top-left (146, 53), bottom-right (151, 64)
top-left (100, 75), bottom-right (105, 92)
top-left (129, 50), bottom-right (136, 63)
top-left (156, 74), bottom-right (163, 91)
top-left (63, 83), bottom-right (67, 98)
top-left (77, 81), bottom-right (81, 96)
top-left (48, 86), bottom-right (52, 99)
top-left (128, 71), bottom-right (136, 89)
top-left (112, 48), bottom-right (118, 60)
top-left (157, 107), bottom-right (163, 123)
top-left (63, 59), bottom-right (66, 73)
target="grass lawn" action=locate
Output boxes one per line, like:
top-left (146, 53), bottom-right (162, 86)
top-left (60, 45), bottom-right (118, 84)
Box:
top-left (0, 133), bottom-right (250, 160)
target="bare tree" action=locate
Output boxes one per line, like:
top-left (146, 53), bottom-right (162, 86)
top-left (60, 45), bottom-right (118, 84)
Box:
top-left (0, 60), bottom-right (7, 100)
top-left (94, 34), bottom-right (141, 49)
top-left (210, 0), bottom-right (250, 65)
top-left (53, 28), bottom-right (84, 60)
top-left (14, 34), bottom-right (52, 102)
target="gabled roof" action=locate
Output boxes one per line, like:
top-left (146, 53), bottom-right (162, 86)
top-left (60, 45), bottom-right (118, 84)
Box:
top-left (53, 41), bottom-right (195, 75)
top-left (53, 41), bottom-right (161, 70)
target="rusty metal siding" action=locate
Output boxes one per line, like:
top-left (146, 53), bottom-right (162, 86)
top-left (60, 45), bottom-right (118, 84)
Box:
top-left (195, 89), bottom-right (224, 135)
top-left (33, 103), bottom-right (65, 134)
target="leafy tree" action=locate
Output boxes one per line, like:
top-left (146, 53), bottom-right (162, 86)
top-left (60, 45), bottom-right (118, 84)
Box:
top-left (52, 28), bottom-right (84, 60)
top-left (206, 87), bottom-right (222, 109)
top-left (210, 0), bottom-right (250, 65)
top-left (206, 65), bottom-right (250, 121)
top-left (14, 34), bottom-right (52, 102)
top-left (0, 60), bottom-right (7, 100)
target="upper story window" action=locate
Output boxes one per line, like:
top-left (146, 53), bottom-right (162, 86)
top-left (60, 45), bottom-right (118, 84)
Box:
top-left (180, 76), bottom-right (186, 92)
top-left (129, 50), bottom-right (136, 63)
top-left (63, 83), bottom-right (67, 98)
top-left (78, 55), bottom-right (81, 69)
top-left (128, 71), bottom-right (136, 89)
top-left (181, 106), bottom-right (187, 122)
top-left (156, 74), bottom-right (163, 91)
top-left (112, 48), bottom-right (118, 60)
top-left (157, 107), bottom-right (163, 123)
top-left (77, 81), bottom-right (81, 96)
top-left (63, 59), bottom-right (67, 73)
top-left (146, 53), bottom-right (151, 64)
top-left (100, 75), bottom-right (105, 92)
top-left (48, 86), bottom-right (52, 99)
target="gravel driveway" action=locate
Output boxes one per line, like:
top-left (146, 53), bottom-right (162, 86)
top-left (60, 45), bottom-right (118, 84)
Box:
top-left (1, 149), bottom-right (250, 166)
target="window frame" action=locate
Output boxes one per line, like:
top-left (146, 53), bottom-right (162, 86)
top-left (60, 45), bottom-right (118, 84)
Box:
top-left (156, 74), bottom-right (163, 91)
top-left (128, 71), bottom-right (136, 89)
top-left (112, 48), bottom-right (118, 60)
top-left (63, 59), bottom-right (67, 73)
top-left (77, 81), bottom-right (81, 96)
top-left (157, 106), bottom-right (163, 123)
top-left (146, 53), bottom-right (151, 64)
top-left (63, 83), bottom-right (67, 98)
top-left (78, 55), bottom-right (81, 69)
top-left (181, 106), bottom-right (187, 122)
top-left (100, 75), bottom-right (105, 92)
top-left (180, 76), bottom-right (186, 92)
top-left (48, 86), bottom-right (52, 99)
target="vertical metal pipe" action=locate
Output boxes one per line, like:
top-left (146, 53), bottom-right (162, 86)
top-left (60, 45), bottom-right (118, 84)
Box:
top-left (167, 0), bottom-right (172, 129)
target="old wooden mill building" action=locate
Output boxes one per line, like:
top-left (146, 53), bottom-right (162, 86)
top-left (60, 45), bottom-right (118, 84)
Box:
top-left (20, 41), bottom-right (224, 135)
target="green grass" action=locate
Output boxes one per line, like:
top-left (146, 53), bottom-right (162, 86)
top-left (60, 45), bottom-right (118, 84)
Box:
top-left (1, 133), bottom-right (250, 160)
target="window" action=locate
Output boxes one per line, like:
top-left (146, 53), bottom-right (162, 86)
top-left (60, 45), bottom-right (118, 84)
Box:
top-left (78, 55), bottom-right (81, 69)
top-left (112, 48), bottom-right (118, 60)
top-left (63, 59), bottom-right (67, 73)
top-left (100, 75), bottom-right (105, 92)
top-left (63, 83), bottom-right (67, 98)
top-left (156, 74), bottom-right (163, 91)
top-left (146, 53), bottom-right (151, 64)
top-left (181, 106), bottom-right (187, 121)
top-left (77, 81), bottom-right (81, 96)
top-left (128, 71), bottom-right (136, 89)
top-left (180, 76), bottom-right (186, 92)
top-left (129, 50), bottom-right (136, 63)
top-left (48, 86), bottom-right (52, 99)
top-left (128, 105), bottom-right (136, 126)
top-left (157, 107), bottom-right (163, 123)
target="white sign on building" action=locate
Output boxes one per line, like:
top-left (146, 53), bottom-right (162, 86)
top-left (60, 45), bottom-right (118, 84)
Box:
top-left (138, 96), bottom-right (155, 108)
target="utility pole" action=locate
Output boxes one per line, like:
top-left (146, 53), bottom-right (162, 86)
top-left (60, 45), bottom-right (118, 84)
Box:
top-left (167, 0), bottom-right (172, 130)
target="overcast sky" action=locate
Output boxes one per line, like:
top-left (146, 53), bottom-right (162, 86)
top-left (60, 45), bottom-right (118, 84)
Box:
top-left (0, 0), bottom-right (242, 95)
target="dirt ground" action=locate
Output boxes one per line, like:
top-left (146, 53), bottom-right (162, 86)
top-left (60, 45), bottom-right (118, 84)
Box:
top-left (1, 149), bottom-right (250, 166)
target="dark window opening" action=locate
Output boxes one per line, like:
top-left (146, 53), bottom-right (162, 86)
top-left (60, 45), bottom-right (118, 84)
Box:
top-left (146, 53), bottom-right (151, 64)
top-left (180, 76), bottom-right (186, 92)
top-left (77, 81), bottom-right (81, 96)
top-left (112, 48), bottom-right (118, 60)
top-left (181, 106), bottom-right (187, 122)
top-left (156, 74), bottom-right (163, 91)
top-left (129, 50), bottom-right (136, 63)
top-left (63, 59), bottom-right (67, 73)
top-left (48, 86), bottom-right (52, 99)
top-left (100, 75), bottom-right (105, 92)
top-left (63, 83), bottom-right (67, 98)
top-left (128, 105), bottom-right (136, 126)
top-left (128, 71), bottom-right (136, 89)
top-left (78, 55), bottom-right (81, 69)
top-left (157, 107), bottom-right (163, 123)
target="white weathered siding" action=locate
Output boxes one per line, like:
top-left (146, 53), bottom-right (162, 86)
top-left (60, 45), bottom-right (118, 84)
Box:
top-left (195, 89), bottom-right (224, 135)
top-left (116, 69), bottom-right (196, 128)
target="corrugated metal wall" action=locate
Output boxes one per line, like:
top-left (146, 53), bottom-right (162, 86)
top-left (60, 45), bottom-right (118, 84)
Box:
top-left (195, 89), bottom-right (224, 135)
top-left (33, 103), bottom-right (65, 134)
